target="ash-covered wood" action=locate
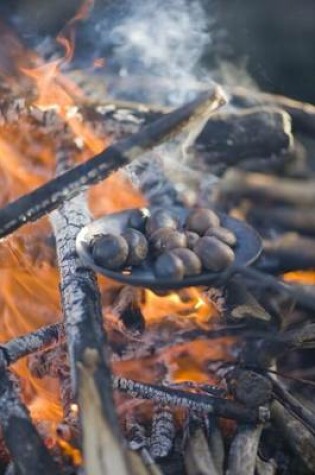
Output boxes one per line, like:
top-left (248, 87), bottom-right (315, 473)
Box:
top-left (50, 155), bottom-right (130, 473)
top-left (0, 88), bottom-right (224, 239)
top-left (227, 424), bottom-right (263, 475)
top-left (0, 366), bottom-right (59, 475)
top-left (0, 322), bottom-right (64, 366)
top-left (149, 406), bottom-right (175, 459)
top-left (113, 377), bottom-right (268, 423)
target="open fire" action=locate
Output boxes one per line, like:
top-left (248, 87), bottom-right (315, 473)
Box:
top-left (0, 1), bottom-right (315, 475)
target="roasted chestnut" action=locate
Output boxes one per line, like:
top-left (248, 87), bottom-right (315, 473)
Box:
top-left (122, 228), bottom-right (148, 266)
top-left (204, 226), bottom-right (237, 247)
top-left (91, 234), bottom-right (129, 270)
top-left (194, 236), bottom-right (235, 272)
top-left (172, 248), bottom-right (202, 276)
top-left (185, 208), bottom-right (220, 235)
top-left (128, 208), bottom-right (150, 233)
top-left (146, 209), bottom-right (178, 236)
top-left (185, 231), bottom-right (200, 250)
top-left (154, 251), bottom-right (185, 281)
top-left (150, 228), bottom-right (187, 254)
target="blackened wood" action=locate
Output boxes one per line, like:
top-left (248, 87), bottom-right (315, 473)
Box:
top-left (227, 424), bottom-right (263, 475)
top-left (219, 169), bottom-right (315, 207)
top-left (149, 406), bottom-right (175, 459)
top-left (184, 420), bottom-right (221, 475)
top-left (231, 87), bottom-right (315, 136)
top-left (249, 206), bottom-right (315, 237)
top-left (270, 376), bottom-right (315, 437)
top-left (0, 367), bottom-right (59, 475)
top-left (0, 88), bottom-right (223, 239)
top-left (50, 162), bottom-right (130, 473)
top-left (262, 234), bottom-right (315, 273)
top-left (113, 377), bottom-right (267, 423)
top-left (0, 322), bottom-right (64, 365)
top-left (197, 107), bottom-right (292, 166)
top-left (272, 401), bottom-right (315, 472)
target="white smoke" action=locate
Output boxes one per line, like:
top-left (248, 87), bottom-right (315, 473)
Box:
top-left (95, 0), bottom-right (212, 105)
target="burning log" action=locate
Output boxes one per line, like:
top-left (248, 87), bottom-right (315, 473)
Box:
top-left (183, 416), bottom-right (221, 475)
top-left (113, 377), bottom-right (268, 423)
top-left (272, 401), bottom-right (315, 472)
top-left (149, 406), bottom-right (175, 459)
top-left (0, 365), bottom-right (59, 475)
top-left (0, 87), bottom-right (225, 239)
top-left (0, 322), bottom-right (64, 366)
top-left (231, 87), bottom-right (315, 136)
top-left (196, 107), bottom-right (292, 172)
top-left (249, 206), bottom-right (315, 237)
top-left (218, 169), bottom-right (315, 207)
top-left (227, 424), bottom-right (263, 475)
top-left (50, 156), bottom-right (130, 473)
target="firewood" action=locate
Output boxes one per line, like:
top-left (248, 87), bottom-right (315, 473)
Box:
top-left (272, 401), bottom-right (315, 472)
top-left (219, 169), bottom-right (315, 207)
top-left (0, 87), bottom-right (225, 239)
top-left (207, 421), bottom-right (225, 475)
top-left (231, 87), bottom-right (315, 136)
top-left (184, 421), bottom-right (221, 475)
top-left (262, 234), bottom-right (315, 273)
top-left (227, 424), bottom-right (263, 475)
top-left (149, 406), bottom-right (175, 459)
top-left (0, 367), bottom-right (59, 475)
top-left (249, 206), bottom-right (315, 237)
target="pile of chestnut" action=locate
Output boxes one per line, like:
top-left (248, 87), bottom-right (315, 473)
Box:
top-left (90, 208), bottom-right (236, 281)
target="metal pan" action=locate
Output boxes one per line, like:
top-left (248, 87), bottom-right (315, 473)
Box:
top-left (76, 207), bottom-right (262, 290)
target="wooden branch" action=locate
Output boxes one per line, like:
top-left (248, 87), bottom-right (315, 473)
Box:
top-left (184, 419), bottom-right (221, 475)
top-left (113, 377), bottom-right (268, 423)
top-left (272, 401), bottom-right (315, 472)
top-left (0, 87), bottom-right (224, 239)
top-left (227, 424), bottom-right (263, 475)
top-left (0, 366), bottom-right (59, 475)
top-left (231, 87), bottom-right (315, 136)
top-left (219, 169), bottom-right (315, 207)
top-left (249, 206), bottom-right (315, 237)
top-left (0, 322), bottom-right (64, 366)
top-left (50, 159), bottom-right (130, 473)
top-left (149, 406), bottom-right (175, 459)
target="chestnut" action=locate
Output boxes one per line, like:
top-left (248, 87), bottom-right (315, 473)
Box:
top-left (172, 248), bottom-right (202, 276)
top-left (128, 208), bottom-right (150, 233)
top-left (154, 251), bottom-right (185, 281)
top-left (185, 208), bottom-right (220, 235)
top-left (185, 231), bottom-right (200, 250)
top-left (150, 228), bottom-right (187, 255)
top-left (145, 209), bottom-right (178, 236)
top-left (122, 228), bottom-right (148, 266)
top-left (204, 226), bottom-right (237, 247)
top-left (91, 233), bottom-right (129, 270)
top-left (194, 236), bottom-right (235, 272)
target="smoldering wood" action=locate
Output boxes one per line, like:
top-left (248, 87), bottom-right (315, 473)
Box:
top-left (196, 107), bottom-right (292, 168)
top-left (0, 88), bottom-right (224, 239)
top-left (272, 400), bottom-right (315, 472)
top-left (224, 276), bottom-right (271, 323)
top-left (218, 169), bottom-right (315, 207)
top-left (227, 424), bottom-right (263, 475)
top-left (183, 418), bottom-right (221, 475)
top-left (0, 322), bottom-right (65, 366)
top-left (270, 376), bottom-right (315, 437)
top-left (149, 406), bottom-right (175, 459)
top-left (206, 421), bottom-right (224, 475)
top-left (50, 156), bottom-right (130, 474)
top-left (249, 206), bottom-right (315, 237)
top-left (231, 87), bottom-right (315, 136)
top-left (0, 366), bottom-right (59, 475)
top-left (113, 377), bottom-right (268, 423)
top-left (261, 234), bottom-right (315, 273)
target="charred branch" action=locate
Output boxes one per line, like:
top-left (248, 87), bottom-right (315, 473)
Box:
top-left (218, 169), bottom-right (315, 207)
top-left (0, 366), bottom-right (59, 475)
top-left (227, 424), bottom-right (263, 475)
top-left (113, 377), bottom-right (268, 423)
top-left (0, 88), bottom-right (224, 239)
top-left (149, 406), bottom-right (175, 459)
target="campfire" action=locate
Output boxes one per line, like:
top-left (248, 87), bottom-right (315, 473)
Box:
top-left (0, 2), bottom-right (315, 475)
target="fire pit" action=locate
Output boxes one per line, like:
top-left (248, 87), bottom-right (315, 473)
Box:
top-left (0, 2), bottom-right (315, 475)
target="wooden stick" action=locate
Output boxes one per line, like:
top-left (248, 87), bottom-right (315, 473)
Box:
top-left (50, 154), bottom-right (130, 474)
top-left (0, 366), bottom-right (59, 475)
top-left (249, 206), bottom-right (315, 237)
top-left (0, 87), bottom-right (225, 239)
top-left (227, 424), bottom-right (263, 475)
top-left (219, 169), bottom-right (315, 207)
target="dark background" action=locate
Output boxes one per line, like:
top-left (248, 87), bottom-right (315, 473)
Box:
top-left (1, 0), bottom-right (314, 104)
